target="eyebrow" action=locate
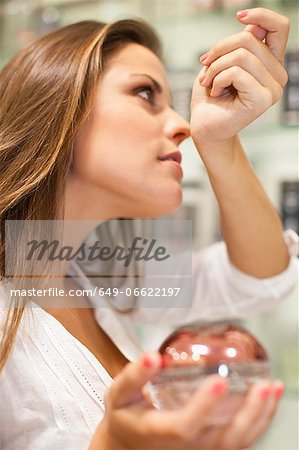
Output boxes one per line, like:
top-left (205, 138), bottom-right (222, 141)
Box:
top-left (130, 73), bottom-right (174, 108)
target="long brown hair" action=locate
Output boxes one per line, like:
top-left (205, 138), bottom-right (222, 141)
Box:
top-left (0, 19), bottom-right (161, 372)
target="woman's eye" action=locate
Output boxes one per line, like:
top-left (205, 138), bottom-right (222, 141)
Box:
top-left (136, 86), bottom-right (155, 104)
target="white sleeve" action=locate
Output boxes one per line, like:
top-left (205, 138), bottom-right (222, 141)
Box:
top-left (131, 229), bottom-right (298, 326)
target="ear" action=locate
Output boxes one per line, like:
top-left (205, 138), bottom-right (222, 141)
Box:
top-left (244, 24), bottom-right (267, 41)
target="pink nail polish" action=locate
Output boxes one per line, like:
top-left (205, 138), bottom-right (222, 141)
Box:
top-left (260, 387), bottom-right (271, 400)
top-left (142, 352), bottom-right (161, 370)
top-left (199, 74), bottom-right (206, 84)
top-left (200, 53), bottom-right (208, 63)
top-left (142, 355), bottom-right (153, 368)
top-left (237, 10), bottom-right (248, 19)
top-left (274, 385), bottom-right (285, 399)
top-left (211, 382), bottom-right (227, 396)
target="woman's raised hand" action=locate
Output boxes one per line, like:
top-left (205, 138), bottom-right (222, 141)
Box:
top-left (190, 8), bottom-right (290, 146)
top-left (89, 352), bottom-right (284, 450)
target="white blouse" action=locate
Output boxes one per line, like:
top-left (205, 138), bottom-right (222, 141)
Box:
top-left (0, 231), bottom-right (298, 450)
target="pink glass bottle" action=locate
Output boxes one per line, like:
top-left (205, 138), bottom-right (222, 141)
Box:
top-left (148, 323), bottom-right (271, 425)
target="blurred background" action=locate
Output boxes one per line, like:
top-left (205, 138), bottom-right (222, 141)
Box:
top-left (0, 0), bottom-right (298, 448)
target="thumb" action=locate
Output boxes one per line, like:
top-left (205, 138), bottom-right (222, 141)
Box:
top-left (106, 351), bottom-right (162, 409)
top-left (244, 24), bottom-right (267, 41)
top-left (191, 66), bottom-right (208, 110)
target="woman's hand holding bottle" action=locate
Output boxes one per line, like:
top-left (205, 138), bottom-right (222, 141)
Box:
top-left (89, 352), bottom-right (284, 450)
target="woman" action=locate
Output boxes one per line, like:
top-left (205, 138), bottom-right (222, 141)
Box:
top-left (0, 6), bottom-right (297, 450)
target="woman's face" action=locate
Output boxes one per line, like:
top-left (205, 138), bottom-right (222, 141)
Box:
top-left (65, 42), bottom-right (190, 220)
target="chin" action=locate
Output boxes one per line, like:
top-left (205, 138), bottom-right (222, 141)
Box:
top-left (118, 185), bottom-right (182, 218)
top-left (146, 192), bottom-right (182, 218)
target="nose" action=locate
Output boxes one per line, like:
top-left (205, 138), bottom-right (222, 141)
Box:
top-left (164, 108), bottom-right (191, 146)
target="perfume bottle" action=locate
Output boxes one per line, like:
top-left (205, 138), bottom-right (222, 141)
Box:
top-left (147, 323), bottom-right (271, 425)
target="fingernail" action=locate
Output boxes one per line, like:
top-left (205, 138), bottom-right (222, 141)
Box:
top-left (142, 356), bottom-right (153, 368)
top-left (260, 387), bottom-right (271, 400)
top-left (211, 381), bottom-right (227, 396)
top-left (200, 53), bottom-right (208, 63)
top-left (141, 352), bottom-right (161, 369)
top-left (237, 10), bottom-right (248, 19)
top-left (274, 385), bottom-right (285, 400)
top-left (199, 74), bottom-right (206, 84)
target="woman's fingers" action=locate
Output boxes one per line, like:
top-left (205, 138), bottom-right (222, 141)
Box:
top-left (200, 48), bottom-right (281, 90)
top-left (144, 376), bottom-right (229, 443)
top-left (220, 381), bottom-right (277, 449)
top-left (107, 352), bottom-right (162, 409)
top-left (243, 24), bottom-right (267, 41)
top-left (240, 380), bottom-right (284, 448)
top-left (200, 31), bottom-right (288, 87)
top-left (237, 7), bottom-right (290, 63)
top-left (209, 66), bottom-right (282, 109)
top-left (177, 376), bottom-right (229, 440)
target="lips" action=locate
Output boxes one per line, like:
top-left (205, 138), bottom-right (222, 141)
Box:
top-left (158, 151), bottom-right (182, 164)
